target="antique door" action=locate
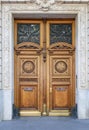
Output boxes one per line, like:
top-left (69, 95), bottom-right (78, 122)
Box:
top-left (14, 19), bottom-right (75, 116)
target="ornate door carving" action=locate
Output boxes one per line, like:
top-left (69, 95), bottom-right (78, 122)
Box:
top-left (46, 20), bottom-right (75, 116)
top-left (14, 20), bottom-right (44, 116)
top-left (14, 19), bottom-right (75, 116)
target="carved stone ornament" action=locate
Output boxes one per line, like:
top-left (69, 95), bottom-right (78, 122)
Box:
top-left (36, 0), bottom-right (63, 11)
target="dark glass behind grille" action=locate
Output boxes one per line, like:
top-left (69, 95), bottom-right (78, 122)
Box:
top-left (50, 24), bottom-right (72, 44)
top-left (17, 24), bottom-right (40, 44)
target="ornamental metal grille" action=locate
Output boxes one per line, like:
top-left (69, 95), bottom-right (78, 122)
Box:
top-left (50, 24), bottom-right (72, 44)
top-left (17, 24), bottom-right (40, 44)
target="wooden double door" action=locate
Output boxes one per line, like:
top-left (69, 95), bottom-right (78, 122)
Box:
top-left (14, 19), bottom-right (75, 116)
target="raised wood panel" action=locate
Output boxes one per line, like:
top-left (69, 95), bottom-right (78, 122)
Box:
top-left (51, 56), bottom-right (72, 77)
top-left (20, 86), bottom-right (38, 109)
top-left (49, 54), bottom-right (73, 111)
top-left (52, 86), bottom-right (69, 109)
top-left (18, 56), bottom-right (38, 77)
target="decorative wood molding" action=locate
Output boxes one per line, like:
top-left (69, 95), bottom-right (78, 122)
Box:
top-left (20, 78), bottom-right (38, 82)
top-left (15, 42), bottom-right (40, 50)
top-left (49, 42), bottom-right (72, 50)
top-left (52, 78), bottom-right (70, 82)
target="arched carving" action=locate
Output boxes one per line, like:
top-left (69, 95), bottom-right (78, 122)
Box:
top-left (49, 42), bottom-right (73, 50)
top-left (15, 42), bottom-right (40, 50)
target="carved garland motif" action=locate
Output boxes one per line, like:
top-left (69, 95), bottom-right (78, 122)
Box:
top-left (18, 45), bottom-right (38, 49)
top-left (51, 44), bottom-right (72, 49)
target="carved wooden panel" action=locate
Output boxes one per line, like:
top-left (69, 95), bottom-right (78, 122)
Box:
top-left (47, 20), bottom-right (75, 115)
top-left (20, 86), bottom-right (38, 109)
top-left (52, 86), bottom-right (69, 109)
top-left (17, 55), bottom-right (40, 110)
top-left (14, 20), bottom-right (44, 116)
top-left (18, 56), bottom-right (38, 76)
top-left (14, 19), bottom-right (75, 116)
top-left (49, 54), bottom-right (74, 111)
top-left (51, 56), bottom-right (72, 76)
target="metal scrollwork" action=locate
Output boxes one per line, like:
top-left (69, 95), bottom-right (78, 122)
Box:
top-left (50, 24), bottom-right (72, 44)
top-left (17, 24), bottom-right (40, 44)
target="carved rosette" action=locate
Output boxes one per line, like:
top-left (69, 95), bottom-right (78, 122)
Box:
top-left (55, 61), bottom-right (67, 73)
top-left (22, 61), bottom-right (35, 73)
top-left (52, 58), bottom-right (70, 76)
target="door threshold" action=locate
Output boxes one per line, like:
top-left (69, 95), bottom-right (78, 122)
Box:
top-left (20, 110), bottom-right (41, 116)
top-left (49, 110), bottom-right (70, 116)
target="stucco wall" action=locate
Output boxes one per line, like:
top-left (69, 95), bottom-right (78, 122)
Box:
top-left (87, 4), bottom-right (89, 116)
top-left (0, 1), bottom-right (2, 121)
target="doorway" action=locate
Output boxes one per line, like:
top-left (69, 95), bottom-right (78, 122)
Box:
top-left (14, 19), bottom-right (75, 116)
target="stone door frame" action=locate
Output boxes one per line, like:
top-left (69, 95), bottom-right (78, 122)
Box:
top-left (1, 3), bottom-right (88, 120)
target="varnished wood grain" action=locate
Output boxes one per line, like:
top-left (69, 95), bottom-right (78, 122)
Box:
top-left (14, 19), bottom-right (75, 116)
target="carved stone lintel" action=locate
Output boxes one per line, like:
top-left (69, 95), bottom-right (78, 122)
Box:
top-left (36, 0), bottom-right (54, 11)
top-left (36, 0), bottom-right (63, 11)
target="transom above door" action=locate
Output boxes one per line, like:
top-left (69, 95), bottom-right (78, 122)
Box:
top-left (14, 19), bottom-right (75, 116)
